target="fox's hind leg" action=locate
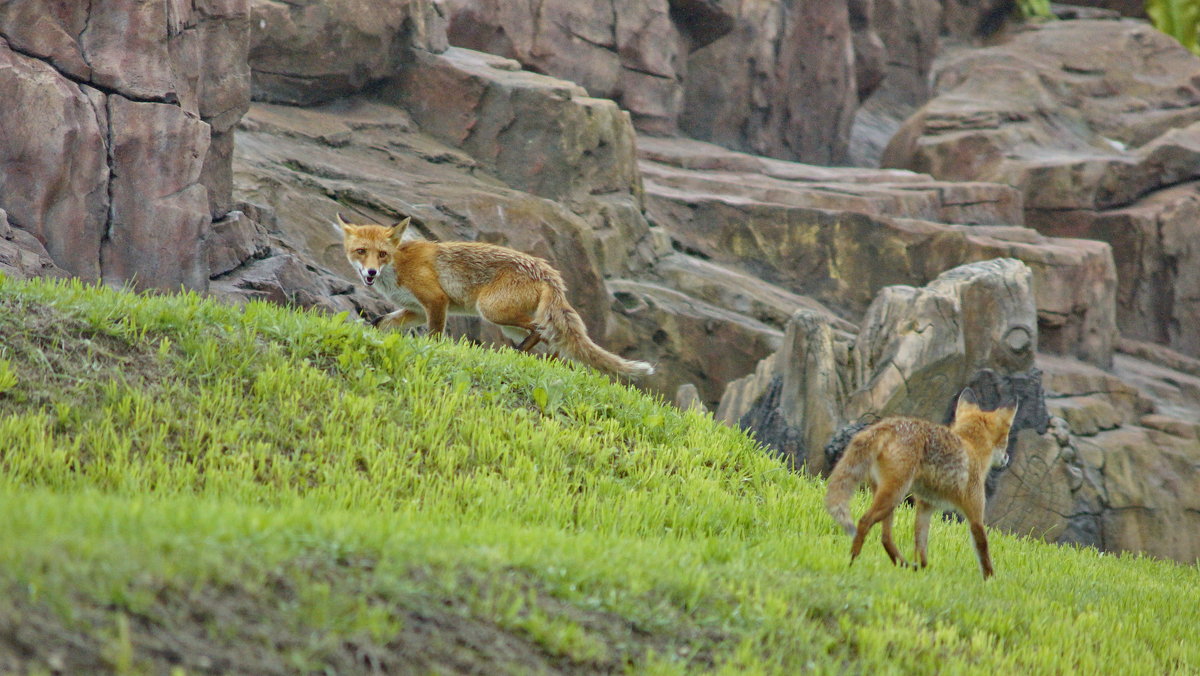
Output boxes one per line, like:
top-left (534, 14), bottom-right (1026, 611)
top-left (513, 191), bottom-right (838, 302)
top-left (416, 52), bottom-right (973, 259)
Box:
top-left (880, 511), bottom-right (913, 569)
top-left (913, 498), bottom-right (934, 569)
top-left (849, 477), bottom-right (910, 565)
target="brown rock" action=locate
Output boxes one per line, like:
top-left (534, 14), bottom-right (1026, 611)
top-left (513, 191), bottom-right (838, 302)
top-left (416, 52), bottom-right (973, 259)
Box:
top-left (249, 0), bottom-right (447, 105)
top-left (101, 97), bottom-right (211, 291)
top-left (847, 258), bottom-right (1038, 419)
top-left (0, 41), bottom-right (108, 280)
top-left (606, 280), bottom-right (782, 407)
top-left (1027, 182), bottom-right (1200, 358)
top-left (681, 0), bottom-right (857, 165)
top-left (442, 0), bottom-right (721, 134)
top-left (0, 209), bottom-right (68, 281)
top-left (381, 47), bottom-right (641, 203)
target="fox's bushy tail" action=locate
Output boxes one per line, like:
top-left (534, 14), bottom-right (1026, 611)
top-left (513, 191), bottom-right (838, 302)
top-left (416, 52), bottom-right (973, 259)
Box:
top-left (825, 431), bottom-right (876, 536)
top-left (535, 286), bottom-right (654, 377)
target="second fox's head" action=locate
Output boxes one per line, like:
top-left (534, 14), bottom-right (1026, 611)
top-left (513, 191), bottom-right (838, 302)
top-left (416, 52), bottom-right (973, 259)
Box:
top-left (337, 214), bottom-right (411, 287)
top-left (954, 388), bottom-right (1019, 469)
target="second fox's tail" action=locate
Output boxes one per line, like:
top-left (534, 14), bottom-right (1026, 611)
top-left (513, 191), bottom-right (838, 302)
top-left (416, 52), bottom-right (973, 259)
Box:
top-left (825, 431), bottom-right (875, 536)
top-left (535, 286), bottom-right (654, 377)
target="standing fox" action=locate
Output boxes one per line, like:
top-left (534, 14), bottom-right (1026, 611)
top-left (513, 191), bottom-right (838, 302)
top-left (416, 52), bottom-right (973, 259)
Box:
top-left (824, 389), bottom-right (1017, 579)
top-left (338, 214), bottom-right (654, 377)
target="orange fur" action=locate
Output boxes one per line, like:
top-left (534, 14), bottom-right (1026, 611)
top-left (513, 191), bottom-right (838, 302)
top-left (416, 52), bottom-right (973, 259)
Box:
top-left (824, 389), bottom-right (1017, 579)
top-left (339, 214), bottom-right (654, 377)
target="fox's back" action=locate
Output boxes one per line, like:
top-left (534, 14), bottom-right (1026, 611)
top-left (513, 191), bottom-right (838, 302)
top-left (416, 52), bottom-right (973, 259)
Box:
top-left (856, 417), bottom-right (970, 499)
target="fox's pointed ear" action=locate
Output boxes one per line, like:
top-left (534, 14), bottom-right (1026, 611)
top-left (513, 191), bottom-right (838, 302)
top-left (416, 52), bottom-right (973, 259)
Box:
top-left (335, 212), bottom-right (354, 236)
top-left (955, 387), bottom-right (979, 417)
top-left (388, 217), bottom-right (411, 242)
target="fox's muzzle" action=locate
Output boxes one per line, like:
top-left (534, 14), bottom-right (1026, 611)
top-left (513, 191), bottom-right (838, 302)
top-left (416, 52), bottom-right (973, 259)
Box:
top-left (364, 269), bottom-right (378, 286)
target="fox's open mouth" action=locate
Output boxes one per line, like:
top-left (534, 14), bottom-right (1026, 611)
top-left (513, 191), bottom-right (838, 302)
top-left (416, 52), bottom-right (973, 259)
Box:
top-left (364, 274), bottom-right (376, 286)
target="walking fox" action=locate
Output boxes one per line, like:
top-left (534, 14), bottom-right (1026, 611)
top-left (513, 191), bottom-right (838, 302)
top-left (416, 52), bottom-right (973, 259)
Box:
top-left (824, 389), bottom-right (1017, 579)
top-left (338, 214), bottom-right (654, 377)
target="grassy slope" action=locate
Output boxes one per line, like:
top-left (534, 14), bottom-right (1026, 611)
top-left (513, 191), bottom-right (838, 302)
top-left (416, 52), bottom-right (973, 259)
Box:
top-left (0, 275), bottom-right (1197, 674)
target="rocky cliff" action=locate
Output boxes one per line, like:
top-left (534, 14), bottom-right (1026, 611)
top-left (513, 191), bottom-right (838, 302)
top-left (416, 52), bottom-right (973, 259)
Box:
top-left (2, 1), bottom-right (1199, 563)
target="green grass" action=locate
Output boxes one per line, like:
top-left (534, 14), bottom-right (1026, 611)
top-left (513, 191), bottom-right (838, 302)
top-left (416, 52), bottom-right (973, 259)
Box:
top-left (0, 275), bottom-right (1197, 674)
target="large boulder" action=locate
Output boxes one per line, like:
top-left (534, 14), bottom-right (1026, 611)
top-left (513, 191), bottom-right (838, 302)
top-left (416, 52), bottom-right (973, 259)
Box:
top-left (248, 0), bottom-right (447, 105)
top-left (440, 0), bottom-right (734, 134)
top-left (718, 259), bottom-right (1039, 472)
top-left (0, 1), bottom-right (251, 291)
top-left (680, 0), bottom-right (859, 165)
top-left (380, 48), bottom-right (641, 203)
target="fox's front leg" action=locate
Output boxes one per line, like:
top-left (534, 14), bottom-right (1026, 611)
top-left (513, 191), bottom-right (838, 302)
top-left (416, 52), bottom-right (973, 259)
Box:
top-left (962, 497), bottom-right (994, 580)
top-left (420, 295), bottom-right (449, 337)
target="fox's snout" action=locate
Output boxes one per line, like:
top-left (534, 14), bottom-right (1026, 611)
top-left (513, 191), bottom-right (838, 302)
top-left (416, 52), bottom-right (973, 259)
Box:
top-left (363, 268), bottom-right (378, 286)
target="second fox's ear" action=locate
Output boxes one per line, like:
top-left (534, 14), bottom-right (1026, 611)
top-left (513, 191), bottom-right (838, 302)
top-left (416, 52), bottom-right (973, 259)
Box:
top-left (956, 387), bottom-right (979, 416)
top-left (388, 217), bottom-right (411, 242)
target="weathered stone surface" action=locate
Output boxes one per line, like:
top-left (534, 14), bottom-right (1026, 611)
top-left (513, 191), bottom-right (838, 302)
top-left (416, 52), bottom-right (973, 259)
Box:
top-left (381, 47), bottom-right (641, 203)
top-left (884, 20), bottom-right (1200, 207)
top-left (606, 280), bottom-right (783, 407)
top-left (0, 209), bottom-right (68, 281)
top-left (0, 2), bottom-right (251, 291)
top-left (249, 0), bottom-right (447, 105)
top-left (681, 0), bottom-right (857, 165)
top-left (102, 97), bottom-right (211, 291)
top-left (848, 0), bottom-right (941, 166)
top-left (883, 19), bottom-right (1200, 358)
top-left (848, 258), bottom-right (1037, 419)
top-left (1028, 182), bottom-right (1200, 358)
top-left (716, 310), bottom-right (854, 473)
top-left (643, 150), bottom-right (1117, 366)
top-left (0, 41), bottom-right (108, 280)
top-left (442, 0), bottom-right (724, 134)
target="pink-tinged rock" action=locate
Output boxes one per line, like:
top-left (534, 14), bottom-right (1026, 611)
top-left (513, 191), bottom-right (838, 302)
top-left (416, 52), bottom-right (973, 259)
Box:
top-left (0, 40), bottom-right (108, 280)
top-left (384, 47), bottom-right (640, 202)
top-left (102, 96), bottom-right (211, 291)
top-left (442, 0), bottom-right (716, 134)
top-left (249, 0), bottom-right (447, 105)
top-left (681, 0), bottom-right (857, 165)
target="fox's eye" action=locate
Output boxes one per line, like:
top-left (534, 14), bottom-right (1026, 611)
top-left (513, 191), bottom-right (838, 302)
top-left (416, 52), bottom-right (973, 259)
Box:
top-left (379, 252), bottom-right (389, 259)
top-left (355, 248), bottom-right (367, 255)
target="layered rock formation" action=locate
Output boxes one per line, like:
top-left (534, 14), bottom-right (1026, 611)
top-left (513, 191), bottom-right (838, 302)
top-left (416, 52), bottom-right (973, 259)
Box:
top-left (0, 1), bottom-right (252, 291)
top-left (884, 18), bottom-right (1200, 359)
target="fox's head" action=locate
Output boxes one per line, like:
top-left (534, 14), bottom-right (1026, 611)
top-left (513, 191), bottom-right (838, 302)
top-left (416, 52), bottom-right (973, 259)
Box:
top-left (337, 214), bottom-right (410, 287)
top-left (954, 388), bottom-right (1019, 469)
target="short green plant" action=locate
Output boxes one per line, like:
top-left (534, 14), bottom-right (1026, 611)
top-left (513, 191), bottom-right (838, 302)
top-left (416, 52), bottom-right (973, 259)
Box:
top-left (1147, 0), bottom-right (1200, 54)
top-left (0, 359), bottom-right (16, 395)
top-left (1017, 0), bottom-right (1053, 18)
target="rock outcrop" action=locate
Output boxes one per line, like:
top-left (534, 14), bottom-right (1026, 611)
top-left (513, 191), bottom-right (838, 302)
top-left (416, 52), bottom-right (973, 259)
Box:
top-left (249, 0), bottom-right (448, 105)
top-left (681, 0), bottom-right (860, 164)
top-left (718, 259), bottom-right (1039, 473)
top-left (0, 1), bottom-right (251, 291)
top-left (439, 0), bottom-right (734, 135)
top-left (883, 18), bottom-right (1200, 359)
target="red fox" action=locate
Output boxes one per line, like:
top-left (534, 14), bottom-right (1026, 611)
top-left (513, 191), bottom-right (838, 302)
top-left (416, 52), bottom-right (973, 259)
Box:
top-left (338, 214), bottom-right (654, 377)
top-left (824, 389), bottom-right (1017, 579)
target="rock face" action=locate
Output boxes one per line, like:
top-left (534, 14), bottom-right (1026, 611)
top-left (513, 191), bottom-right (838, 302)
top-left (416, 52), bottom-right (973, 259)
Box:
top-left (681, 0), bottom-right (859, 164)
top-left (883, 18), bottom-right (1200, 359)
top-left (439, 0), bottom-right (734, 135)
top-left (249, 0), bottom-right (448, 105)
top-left (0, 1), bottom-right (252, 291)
